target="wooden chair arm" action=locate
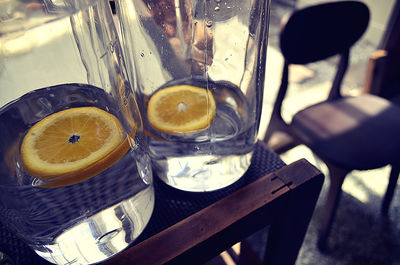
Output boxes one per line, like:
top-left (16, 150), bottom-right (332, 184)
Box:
top-left (363, 49), bottom-right (388, 95)
top-left (104, 159), bottom-right (324, 265)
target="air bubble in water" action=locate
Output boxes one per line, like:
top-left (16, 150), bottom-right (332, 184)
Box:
top-left (214, 6), bottom-right (220, 11)
top-left (206, 20), bottom-right (213, 27)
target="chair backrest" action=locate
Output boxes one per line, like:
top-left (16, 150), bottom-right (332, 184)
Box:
top-left (271, 1), bottom-right (370, 112)
top-left (280, 1), bottom-right (370, 64)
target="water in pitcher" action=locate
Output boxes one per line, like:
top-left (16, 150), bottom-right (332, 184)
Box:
top-left (115, 0), bottom-right (268, 192)
top-left (146, 78), bottom-right (257, 192)
top-left (0, 84), bottom-right (154, 264)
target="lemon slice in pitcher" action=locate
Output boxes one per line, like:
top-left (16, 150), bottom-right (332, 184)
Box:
top-left (147, 85), bottom-right (216, 135)
top-left (21, 107), bottom-right (132, 187)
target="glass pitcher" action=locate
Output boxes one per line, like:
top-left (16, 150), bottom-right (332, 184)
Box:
top-left (0, 0), bottom-right (154, 264)
top-left (116, 0), bottom-right (270, 192)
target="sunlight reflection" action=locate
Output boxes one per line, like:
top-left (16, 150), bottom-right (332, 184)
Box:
top-left (2, 18), bottom-right (68, 56)
top-left (220, 251), bottom-right (236, 265)
top-left (342, 166), bottom-right (391, 203)
top-left (342, 176), bottom-right (371, 203)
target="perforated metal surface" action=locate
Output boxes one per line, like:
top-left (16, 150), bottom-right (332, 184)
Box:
top-left (0, 142), bottom-right (284, 265)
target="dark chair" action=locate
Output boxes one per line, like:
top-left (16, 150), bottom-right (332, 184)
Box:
top-left (263, 1), bottom-right (400, 251)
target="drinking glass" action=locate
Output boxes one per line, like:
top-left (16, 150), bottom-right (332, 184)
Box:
top-left (116, 0), bottom-right (270, 191)
top-left (0, 0), bottom-right (154, 264)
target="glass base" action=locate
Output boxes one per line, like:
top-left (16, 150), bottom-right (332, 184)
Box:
top-left (154, 153), bottom-right (253, 192)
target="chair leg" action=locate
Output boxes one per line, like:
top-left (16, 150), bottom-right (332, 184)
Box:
top-left (263, 111), bottom-right (290, 145)
top-left (263, 113), bottom-right (281, 144)
top-left (317, 165), bottom-right (348, 252)
top-left (381, 164), bottom-right (400, 216)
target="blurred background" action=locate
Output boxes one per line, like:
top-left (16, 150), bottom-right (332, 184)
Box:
top-left (207, 0), bottom-right (400, 264)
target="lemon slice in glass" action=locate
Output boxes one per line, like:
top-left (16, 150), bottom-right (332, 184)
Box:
top-left (20, 107), bottom-right (132, 187)
top-left (147, 85), bottom-right (216, 135)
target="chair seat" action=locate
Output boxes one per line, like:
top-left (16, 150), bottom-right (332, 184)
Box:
top-left (291, 94), bottom-right (400, 170)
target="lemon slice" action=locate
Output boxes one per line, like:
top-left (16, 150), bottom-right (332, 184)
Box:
top-left (21, 107), bottom-right (132, 187)
top-left (147, 85), bottom-right (216, 135)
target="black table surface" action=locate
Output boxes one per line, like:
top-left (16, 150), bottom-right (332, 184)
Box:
top-left (0, 142), bottom-right (285, 265)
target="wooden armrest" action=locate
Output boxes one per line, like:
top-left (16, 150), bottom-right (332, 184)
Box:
top-left (104, 159), bottom-right (323, 265)
top-left (364, 49), bottom-right (388, 95)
